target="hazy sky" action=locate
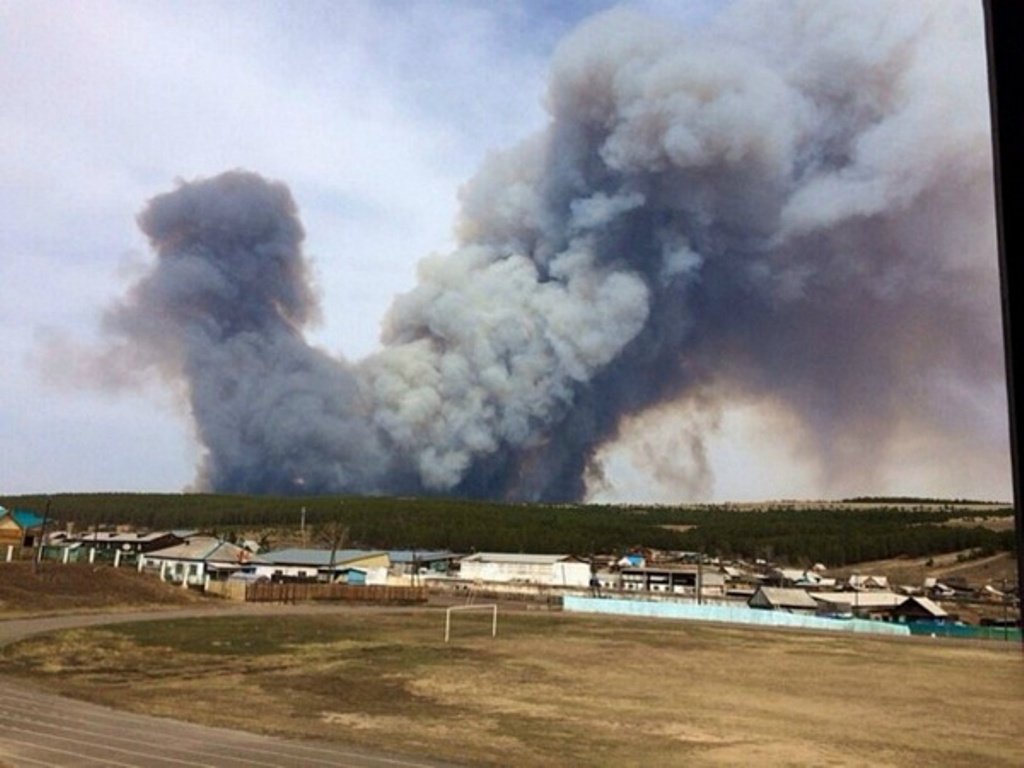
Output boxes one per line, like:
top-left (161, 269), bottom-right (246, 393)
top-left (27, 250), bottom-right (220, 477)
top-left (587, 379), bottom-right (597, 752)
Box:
top-left (0, 0), bottom-right (1012, 503)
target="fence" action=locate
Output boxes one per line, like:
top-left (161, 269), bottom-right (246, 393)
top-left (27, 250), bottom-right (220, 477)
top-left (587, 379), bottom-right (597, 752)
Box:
top-left (563, 596), bottom-right (912, 637)
top-left (906, 621), bottom-right (1022, 643)
top-left (244, 582), bottom-right (428, 605)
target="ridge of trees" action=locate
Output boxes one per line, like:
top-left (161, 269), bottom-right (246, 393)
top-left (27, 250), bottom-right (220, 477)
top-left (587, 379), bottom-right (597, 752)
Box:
top-left (1, 493), bottom-right (1014, 568)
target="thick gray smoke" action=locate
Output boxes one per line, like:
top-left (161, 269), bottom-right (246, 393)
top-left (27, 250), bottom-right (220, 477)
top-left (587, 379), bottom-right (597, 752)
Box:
top-left (104, 1), bottom-right (1005, 501)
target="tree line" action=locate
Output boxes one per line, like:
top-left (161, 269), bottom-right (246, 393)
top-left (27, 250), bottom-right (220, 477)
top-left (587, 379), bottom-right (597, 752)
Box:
top-left (1, 493), bottom-right (1014, 568)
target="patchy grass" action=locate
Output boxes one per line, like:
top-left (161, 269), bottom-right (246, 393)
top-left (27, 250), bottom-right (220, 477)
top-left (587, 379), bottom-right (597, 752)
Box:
top-left (1, 608), bottom-right (1021, 767)
top-left (0, 562), bottom-right (206, 615)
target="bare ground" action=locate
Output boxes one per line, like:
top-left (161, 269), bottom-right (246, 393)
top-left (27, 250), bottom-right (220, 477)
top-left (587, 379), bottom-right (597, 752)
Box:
top-left (0, 561), bottom-right (208, 615)
top-left (1, 605), bottom-right (1021, 767)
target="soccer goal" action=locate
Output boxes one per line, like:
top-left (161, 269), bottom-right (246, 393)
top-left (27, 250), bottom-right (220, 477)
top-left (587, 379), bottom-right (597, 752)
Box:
top-left (444, 603), bottom-right (498, 643)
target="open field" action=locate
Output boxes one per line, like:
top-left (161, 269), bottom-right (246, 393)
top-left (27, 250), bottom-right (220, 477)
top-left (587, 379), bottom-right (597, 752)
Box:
top-left (1, 606), bottom-right (1021, 767)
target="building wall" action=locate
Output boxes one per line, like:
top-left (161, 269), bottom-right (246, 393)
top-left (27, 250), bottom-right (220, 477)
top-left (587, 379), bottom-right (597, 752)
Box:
top-left (460, 559), bottom-right (591, 587)
top-left (250, 564), bottom-right (319, 581)
top-left (0, 518), bottom-right (24, 546)
top-left (343, 553), bottom-right (390, 570)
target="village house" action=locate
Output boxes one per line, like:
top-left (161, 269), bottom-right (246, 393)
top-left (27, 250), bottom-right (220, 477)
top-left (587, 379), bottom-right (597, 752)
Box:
top-left (890, 596), bottom-right (950, 624)
top-left (139, 535), bottom-right (257, 587)
top-left (748, 586), bottom-right (821, 614)
top-left (457, 552), bottom-right (592, 588)
top-left (847, 574), bottom-right (891, 591)
top-left (250, 548), bottom-right (390, 584)
top-left (0, 506), bottom-right (45, 551)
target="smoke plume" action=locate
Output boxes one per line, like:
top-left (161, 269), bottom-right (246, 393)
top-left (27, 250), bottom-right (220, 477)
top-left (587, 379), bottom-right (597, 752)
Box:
top-left (103, 1), bottom-right (1006, 501)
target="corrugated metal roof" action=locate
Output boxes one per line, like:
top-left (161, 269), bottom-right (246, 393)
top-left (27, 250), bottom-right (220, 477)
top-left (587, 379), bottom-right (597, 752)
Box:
top-left (145, 536), bottom-right (261, 564)
top-left (260, 548), bottom-right (388, 567)
top-left (750, 587), bottom-right (820, 609)
top-left (2, 509), bottom-right (46, 529)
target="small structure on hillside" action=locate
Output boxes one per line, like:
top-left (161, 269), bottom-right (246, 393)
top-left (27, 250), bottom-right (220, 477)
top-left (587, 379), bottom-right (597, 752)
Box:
top-left (847, 574), bottom-right (891, 591)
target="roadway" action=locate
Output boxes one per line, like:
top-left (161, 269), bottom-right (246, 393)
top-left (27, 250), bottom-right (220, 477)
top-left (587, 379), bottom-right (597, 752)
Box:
top-left (0, 607), bottom-right (458, 768)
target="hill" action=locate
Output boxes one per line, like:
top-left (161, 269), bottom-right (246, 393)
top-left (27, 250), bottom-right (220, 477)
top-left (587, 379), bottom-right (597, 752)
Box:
top-left (0, 562), bottom-right (207, 615)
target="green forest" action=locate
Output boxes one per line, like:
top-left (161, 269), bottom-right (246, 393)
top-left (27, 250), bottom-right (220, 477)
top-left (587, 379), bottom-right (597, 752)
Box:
top-left (1, 493), bottom-right (1014, 568)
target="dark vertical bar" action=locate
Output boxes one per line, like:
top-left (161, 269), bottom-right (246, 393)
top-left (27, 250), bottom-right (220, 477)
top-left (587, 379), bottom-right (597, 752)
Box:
top-left (983, 0), bottom-right (1024, 644)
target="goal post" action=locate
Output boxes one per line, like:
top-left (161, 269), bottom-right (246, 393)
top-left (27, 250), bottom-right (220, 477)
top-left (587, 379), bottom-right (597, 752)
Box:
top-left (444, 603), bottom-right (498, 643)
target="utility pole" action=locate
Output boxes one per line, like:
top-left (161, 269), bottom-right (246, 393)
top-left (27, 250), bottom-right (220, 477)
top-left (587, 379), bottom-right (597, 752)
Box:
top-left (33, 497), bottom-right (51, 574)
top-left (696, 551), bottom-right (703, 606)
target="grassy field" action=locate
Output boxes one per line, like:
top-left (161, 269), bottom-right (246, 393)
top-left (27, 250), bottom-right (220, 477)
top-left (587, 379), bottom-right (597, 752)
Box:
top-left (1, 606), bottom-right (1021, 767)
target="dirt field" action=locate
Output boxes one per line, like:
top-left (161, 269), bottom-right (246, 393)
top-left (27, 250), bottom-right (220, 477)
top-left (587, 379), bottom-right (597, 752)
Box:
top-left (1, 607), bottom-right (1021, 767)
top-left (0, 562), bottom-right (206, 615)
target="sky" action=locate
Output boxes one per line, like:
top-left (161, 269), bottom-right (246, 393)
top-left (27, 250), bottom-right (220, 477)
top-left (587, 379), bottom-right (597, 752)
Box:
top-left (0, 0), bottom-right (1013, 504)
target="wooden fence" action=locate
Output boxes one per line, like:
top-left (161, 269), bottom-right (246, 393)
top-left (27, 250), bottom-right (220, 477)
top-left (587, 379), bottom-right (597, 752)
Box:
top-left (244, 582), bottom-right (428, 605)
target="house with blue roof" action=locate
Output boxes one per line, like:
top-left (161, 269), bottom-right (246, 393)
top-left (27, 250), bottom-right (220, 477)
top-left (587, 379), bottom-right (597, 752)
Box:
top-left (0, 506), bottom-right (46, 549)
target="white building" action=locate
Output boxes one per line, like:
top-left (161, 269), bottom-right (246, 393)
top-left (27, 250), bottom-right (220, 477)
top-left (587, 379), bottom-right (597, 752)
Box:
top-left (139, 535), bottom-right (256, 587)
top-left (457, 553), bottom-right (592, 588)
